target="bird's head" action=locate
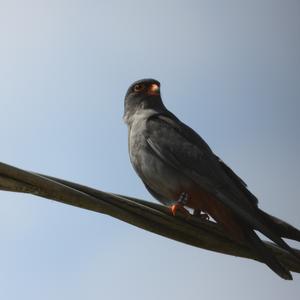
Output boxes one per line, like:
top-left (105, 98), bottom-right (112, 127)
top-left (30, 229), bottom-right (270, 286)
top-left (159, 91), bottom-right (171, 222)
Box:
top-left (123, 78), bottom-right (166, 125)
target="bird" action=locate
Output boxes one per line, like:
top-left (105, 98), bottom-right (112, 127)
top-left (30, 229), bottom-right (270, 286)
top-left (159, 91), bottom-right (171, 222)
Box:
top-left (123, 78), bottom-right (300, 280)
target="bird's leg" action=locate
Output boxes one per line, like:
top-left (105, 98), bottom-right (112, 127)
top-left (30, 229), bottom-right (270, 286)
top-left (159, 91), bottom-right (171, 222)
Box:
top-left (193, 208), bottom-right (210, 220)
top-left (170, 192), bottom-right (191, 218)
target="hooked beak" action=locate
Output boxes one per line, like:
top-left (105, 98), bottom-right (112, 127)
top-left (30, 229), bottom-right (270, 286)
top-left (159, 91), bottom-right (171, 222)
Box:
top-left (147, 84), bottom-right (160, 96)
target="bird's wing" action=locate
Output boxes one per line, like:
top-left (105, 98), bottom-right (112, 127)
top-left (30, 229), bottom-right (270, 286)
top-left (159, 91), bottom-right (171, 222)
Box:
top-left (215, 156), bottom-right (258, 205)
top-left (146, 113), bottom-right (253, 210)
top-left (157, 113), bottom-right (259, 205)
top-left (145, 113), bottom-right (290, 247)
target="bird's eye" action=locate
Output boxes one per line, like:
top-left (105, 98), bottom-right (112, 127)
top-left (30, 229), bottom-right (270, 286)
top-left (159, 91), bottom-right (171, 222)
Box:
top-left (133, 84), bottom-right (144, 92)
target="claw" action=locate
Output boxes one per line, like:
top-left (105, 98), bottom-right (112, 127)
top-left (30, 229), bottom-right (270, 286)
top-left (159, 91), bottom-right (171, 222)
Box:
top-left (194, 208), bottom-right (210, 220)
top-left (169, 192), bottom-right (191, 219)
top-left (199, 213), bottom-right (209, 220)
top-left (170, 203), bottom-right (191, 218)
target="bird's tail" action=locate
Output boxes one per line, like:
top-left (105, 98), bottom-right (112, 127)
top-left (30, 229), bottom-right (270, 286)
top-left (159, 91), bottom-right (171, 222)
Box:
top-left (241, 208), bottom-right (300, 280)
top-left (250, 208), bottom-right (300, 269)
top-left (258, 209), bottom-right (300, 242)
top-left (242, 225), bottom-right (293, 280)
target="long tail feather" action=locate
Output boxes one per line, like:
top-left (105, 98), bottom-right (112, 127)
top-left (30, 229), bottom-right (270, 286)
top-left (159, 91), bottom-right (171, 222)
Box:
top-left (243, 225), bottom-right (293, 280)
top-left (258, 209), bottom-right (300, 242)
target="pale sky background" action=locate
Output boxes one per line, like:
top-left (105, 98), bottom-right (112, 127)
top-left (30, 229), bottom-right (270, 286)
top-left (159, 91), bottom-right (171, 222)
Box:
top-left (0, 0), bottom-right (299, 299)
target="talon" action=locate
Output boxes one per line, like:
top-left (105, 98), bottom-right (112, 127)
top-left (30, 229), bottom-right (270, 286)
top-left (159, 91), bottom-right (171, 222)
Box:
top-left (170, 203), bottom-right (191, 219)
top-left (170, 192), bottom-right (191, 219)
top-left (171, 204), bottom-right (177, 216)
top-left (193, 208), bottom-right (210, 220)
top-left (199, 213), bottom-right (209, 220)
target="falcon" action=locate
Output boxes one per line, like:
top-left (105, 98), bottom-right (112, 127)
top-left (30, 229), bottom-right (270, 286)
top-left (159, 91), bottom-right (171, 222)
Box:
top-left (123, 78), bottom-right (300, 279)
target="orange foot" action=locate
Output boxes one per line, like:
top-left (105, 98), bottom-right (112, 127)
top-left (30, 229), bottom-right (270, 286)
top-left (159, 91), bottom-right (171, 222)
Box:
top-left (170, 203), bottom-right (191, 219)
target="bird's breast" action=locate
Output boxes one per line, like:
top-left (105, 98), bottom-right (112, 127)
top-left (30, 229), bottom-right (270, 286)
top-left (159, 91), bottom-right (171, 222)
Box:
top-left (128, 118), bottom-right (192, 203)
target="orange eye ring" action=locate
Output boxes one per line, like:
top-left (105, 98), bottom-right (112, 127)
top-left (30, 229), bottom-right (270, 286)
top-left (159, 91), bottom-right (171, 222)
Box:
top-left (133, 84), bottom-right (144, 92)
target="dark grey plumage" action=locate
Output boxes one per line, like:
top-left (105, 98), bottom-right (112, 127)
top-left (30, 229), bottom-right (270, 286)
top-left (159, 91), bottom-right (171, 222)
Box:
top-left (124, 78), bottom-right (300, 280)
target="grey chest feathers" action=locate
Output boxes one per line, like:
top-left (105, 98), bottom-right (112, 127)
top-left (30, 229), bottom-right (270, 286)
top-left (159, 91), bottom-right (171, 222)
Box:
top-left (128, 115), bottom-right (192, 205)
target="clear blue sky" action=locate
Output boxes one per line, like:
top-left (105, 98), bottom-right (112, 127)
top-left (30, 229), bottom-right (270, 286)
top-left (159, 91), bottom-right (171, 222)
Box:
top-left (0, 0), bottom-right (299, 299)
